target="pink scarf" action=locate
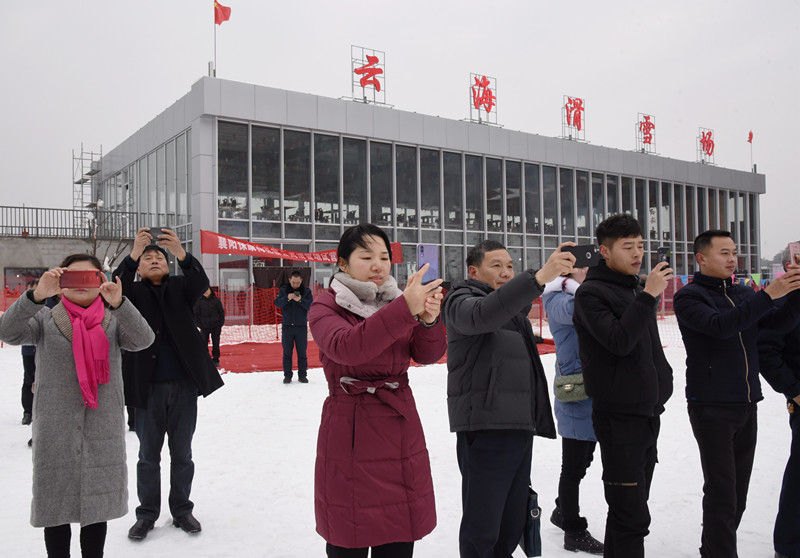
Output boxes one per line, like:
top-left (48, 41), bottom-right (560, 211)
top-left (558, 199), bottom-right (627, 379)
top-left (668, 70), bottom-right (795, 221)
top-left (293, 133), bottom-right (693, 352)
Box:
top-left (61, 296), bottom-right (110, 409)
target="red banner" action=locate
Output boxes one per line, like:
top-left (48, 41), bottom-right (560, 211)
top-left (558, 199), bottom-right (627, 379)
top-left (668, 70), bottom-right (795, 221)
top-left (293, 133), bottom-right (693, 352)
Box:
top-left (200, 230), bottom-right (403, 263)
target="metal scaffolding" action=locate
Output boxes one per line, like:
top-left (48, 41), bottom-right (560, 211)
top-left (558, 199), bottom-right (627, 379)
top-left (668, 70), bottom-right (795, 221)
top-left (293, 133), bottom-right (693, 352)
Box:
top-left (72, 144), bottom-right (102, 212)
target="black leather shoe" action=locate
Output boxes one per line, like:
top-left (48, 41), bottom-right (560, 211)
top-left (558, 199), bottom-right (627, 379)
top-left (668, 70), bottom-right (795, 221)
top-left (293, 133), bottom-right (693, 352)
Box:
top-left (564, 529), bottom-right (604, 555)
top-left (283, 377), bottom-right (292, 384)
top-left (128, 519), bottom-right (155, 540)
top-left (550, 506), bottom-right (564, 530)
top-left (22, 412), bottom-right (32, 425)
top-left (173, 513), bottom-right (202, 533)
top-left (298, 376), bottom-right (308, 383)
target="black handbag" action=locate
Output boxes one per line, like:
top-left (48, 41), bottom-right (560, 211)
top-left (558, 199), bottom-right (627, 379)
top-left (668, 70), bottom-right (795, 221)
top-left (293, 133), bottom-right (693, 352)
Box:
top-left (518, 483), bottom-right (542, 557)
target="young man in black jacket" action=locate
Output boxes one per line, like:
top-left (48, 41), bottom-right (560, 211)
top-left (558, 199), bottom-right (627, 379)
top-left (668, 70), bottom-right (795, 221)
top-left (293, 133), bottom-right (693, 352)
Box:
top-left (759, 246), bottom-right (800, 558)
top-left (273, 271), bottom-right (313, 384)
top-left (674, 230), bottom-right (800, 558)
top-left (444, 240), bottom-right (574, 558)
top-left (115, 227), bottom-right (225, 541)
top-left (194, 287), bottom-right (225, 366)
top-left (572, 214), bottom-right (673, 558)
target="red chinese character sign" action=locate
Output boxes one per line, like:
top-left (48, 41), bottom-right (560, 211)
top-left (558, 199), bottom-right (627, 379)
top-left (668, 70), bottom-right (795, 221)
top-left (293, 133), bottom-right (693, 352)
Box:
top-left (636, 113), bottom-right (657, 154)
top-left (562, 95), bottom-right (586, 141)
top-left (697, 127), bottom-right (715, 164)
top-left (468, 73), bottom-right (498, 125)
top-left (351, 46), bottom-right (386, 105)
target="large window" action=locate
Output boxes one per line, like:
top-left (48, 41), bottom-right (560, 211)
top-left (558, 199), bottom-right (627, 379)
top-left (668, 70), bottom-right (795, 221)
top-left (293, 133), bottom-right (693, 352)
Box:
top-left (560, 168), bottom-right (574, 236)
top-left (661, 183), bottom-right (672, 241)
top-left (396, 145), bottom-right (417, 228)
top-left (486, 158), bottom-right (503, 232)
top-left (621, 176), bottom-right (633, 215)
top-left (343, 138), bottom-right (367, 224)
top-left (370, 142), bottom-right (393, 227)
top-left (576, 170), bottom-right (590, 237)
top-left (674, 184), bottom-right (684, 242)
top-left (635, 178), bottom-right (646, 225)
top-left (648, 181), bottom-right (659, 240)
top-left (314, 133), bottom-right (339, 225)
top-left (524, 163), bottom-right (540, 234)
top-left (465, 155), bottom-right (483, 231)
top-left (284, 130), bottom-right (311, 238)
top-left (218, 121), bottom-right (249, 220)
top-left (543, 166), bottom-right (557, 235)
top-left (592, 173), bottom-right (604, 228)
top-left (443, 152), bottom-right (463, 230)
top-left (420, 149), bottom-right (441, 229)
top-left (506, 161), bottom-right (521, 234)
top-left (252, 126), bottom-right (280, 223)
top-left (606, 175), bottom-right (619, 215)
top-left (686, 186), bottom-right (696, 240)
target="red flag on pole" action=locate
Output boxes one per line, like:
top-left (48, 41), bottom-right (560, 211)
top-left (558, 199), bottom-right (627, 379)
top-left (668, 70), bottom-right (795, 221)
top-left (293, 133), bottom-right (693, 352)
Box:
top-left (747, 130), bottom-right (753, 143)
top-left (214, 1), bottom-right (231, 25)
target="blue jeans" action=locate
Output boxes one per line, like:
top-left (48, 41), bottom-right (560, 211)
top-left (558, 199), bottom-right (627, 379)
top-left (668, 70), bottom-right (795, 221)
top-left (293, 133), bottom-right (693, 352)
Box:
top-left (282, 326), bottom-right (308, 379)
top-left (134, 378), bottom-right (198, 521)
top-left (775, 403), bottom-right (800, 557)
top-left (456, 429), bottom-right (533, 558)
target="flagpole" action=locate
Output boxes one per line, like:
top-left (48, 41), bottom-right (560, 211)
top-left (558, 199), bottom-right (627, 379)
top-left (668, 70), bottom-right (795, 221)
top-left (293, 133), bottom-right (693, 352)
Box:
top-left (750, 142), bottom-right (753, 172)
top-left (214, 16), bottom-right (217, 77)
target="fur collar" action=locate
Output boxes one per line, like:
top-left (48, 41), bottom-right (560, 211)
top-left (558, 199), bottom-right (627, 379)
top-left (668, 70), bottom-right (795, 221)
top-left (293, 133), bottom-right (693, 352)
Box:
top-left (330, 271), bottom-right (403, 319)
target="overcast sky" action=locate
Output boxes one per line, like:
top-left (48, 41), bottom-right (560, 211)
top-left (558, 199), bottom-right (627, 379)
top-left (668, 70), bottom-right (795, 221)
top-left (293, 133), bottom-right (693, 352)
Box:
top-left (1, 0), bottom-right (797, 259)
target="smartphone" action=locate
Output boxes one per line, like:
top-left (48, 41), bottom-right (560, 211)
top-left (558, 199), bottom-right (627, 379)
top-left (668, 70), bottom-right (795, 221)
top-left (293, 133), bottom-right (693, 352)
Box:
top-left (789, 242), bottom-right (800, 266)
top-left (417, 244), bottom-right (440, 284)
top-left (562, 245), bottom-right (602, 268)
top-left (657, 246), bottom-right (671, 267)
top-left (148, 227), bottom-right (168, 243)
top-left (59, 270), bottom-right (104, 289)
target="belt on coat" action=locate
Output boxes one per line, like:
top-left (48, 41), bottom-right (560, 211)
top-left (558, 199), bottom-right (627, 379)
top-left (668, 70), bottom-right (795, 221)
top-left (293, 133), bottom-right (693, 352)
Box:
top-left (334, 375), bottom-right (411, 419)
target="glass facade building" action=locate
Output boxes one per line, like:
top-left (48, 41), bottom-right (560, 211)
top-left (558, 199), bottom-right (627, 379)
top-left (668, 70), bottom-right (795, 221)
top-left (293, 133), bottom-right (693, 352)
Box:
top-left (98, 77), bottom-right (765, 290)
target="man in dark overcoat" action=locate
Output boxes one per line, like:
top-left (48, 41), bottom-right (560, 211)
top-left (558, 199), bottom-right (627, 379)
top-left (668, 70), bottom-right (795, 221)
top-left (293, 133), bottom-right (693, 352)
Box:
top-left (114, 227), bottom-right (224, 541)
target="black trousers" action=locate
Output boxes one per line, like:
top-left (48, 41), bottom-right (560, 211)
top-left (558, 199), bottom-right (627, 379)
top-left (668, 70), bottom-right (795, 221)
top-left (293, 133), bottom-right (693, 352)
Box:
top-left (456, 429), bottom-right (533, 558)
top-left (281, 326), bottom-right (308, 378)
top-left (557, 437), bottom-right (597, 532)
top-left (775, 402), bottom-right (800, 557)
top-left (593, 412), bottom-right (659, 558)
top-left (200, 326), bottom-right (222, 361)
top-left (43, 522), bottom-right (107, 558)
top-left (22, 353), bottom-right (35, 415)
top-left (688, 403), bottom-right (757, 558)
top-left (326, 542), bottom-right (414, 558)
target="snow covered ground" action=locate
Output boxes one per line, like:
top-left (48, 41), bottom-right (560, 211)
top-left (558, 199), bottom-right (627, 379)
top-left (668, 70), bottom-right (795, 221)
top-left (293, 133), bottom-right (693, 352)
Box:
top-left (0, 334), bottom-right (790, 557)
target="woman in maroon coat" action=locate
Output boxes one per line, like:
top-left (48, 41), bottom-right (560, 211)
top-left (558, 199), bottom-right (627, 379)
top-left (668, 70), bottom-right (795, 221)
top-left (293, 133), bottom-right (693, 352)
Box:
top-left (309, 224), bottom-right (446, 558)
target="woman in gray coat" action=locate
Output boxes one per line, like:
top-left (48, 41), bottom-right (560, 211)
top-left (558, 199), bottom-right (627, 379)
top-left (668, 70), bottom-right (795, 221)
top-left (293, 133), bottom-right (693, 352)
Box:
top-left (0, 254), bottom-right (154, 558)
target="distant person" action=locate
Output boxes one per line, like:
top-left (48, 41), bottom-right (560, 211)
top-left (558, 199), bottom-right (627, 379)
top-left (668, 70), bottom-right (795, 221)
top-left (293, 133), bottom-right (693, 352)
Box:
top-left (308, 223), bottom-right (446, 557)
top-left (674, 230), bottom-right (800, 558)
top-left (115, 227), bottom-right (225, 541)
top-left (274, 271), bottom-right (313, 384)
top-left (194, 287), bottom-right (225, 367)
top-left (572, 214), bottom-right (673, 557)
top-left (759, 244), bottom-right (800, 558)
top-left (20, 279), bottom-right (39, 427)
top-left (444, 239), bottom-right (571, 558)
top-left (542, 269), bottom-right (604, 555)
top-left (0, 254), bottom-right (154, 558)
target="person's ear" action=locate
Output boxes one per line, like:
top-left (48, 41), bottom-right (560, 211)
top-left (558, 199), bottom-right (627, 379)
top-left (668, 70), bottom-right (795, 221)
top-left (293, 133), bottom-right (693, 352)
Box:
top-left (468, 265), bottom-right (477, 279)
top-left (598, 244), bottom-right (610, 258)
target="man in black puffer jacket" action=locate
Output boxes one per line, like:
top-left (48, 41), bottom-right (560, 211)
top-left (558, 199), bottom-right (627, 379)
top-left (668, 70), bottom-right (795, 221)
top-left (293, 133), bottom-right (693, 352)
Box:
top-left (194, 287), bottom-right (225, 366)
top-left (444, 240), bottom-right (573, 558)
top-left (573, 214), bottom-right (673, 558)
top-left (674, 230), bottom-right (800, 558)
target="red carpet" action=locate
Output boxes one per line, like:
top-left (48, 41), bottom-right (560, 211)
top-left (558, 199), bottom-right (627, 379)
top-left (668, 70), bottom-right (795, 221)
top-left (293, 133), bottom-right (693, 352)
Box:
top-left (217, 339), bottom-right (555, 374)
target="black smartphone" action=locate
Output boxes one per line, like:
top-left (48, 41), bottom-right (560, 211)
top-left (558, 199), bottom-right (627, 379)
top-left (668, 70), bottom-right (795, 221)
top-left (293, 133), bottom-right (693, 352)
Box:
top-left (563, 245), bottom-right (602, 268)
top-left (147, 227), bottom-right (163, 244)
top-left (657, 246), bottom-right (671, 267)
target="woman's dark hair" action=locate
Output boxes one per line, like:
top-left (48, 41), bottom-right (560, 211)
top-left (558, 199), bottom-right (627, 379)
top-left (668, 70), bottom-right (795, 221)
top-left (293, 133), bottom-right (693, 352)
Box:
top-left (596, 214), bottom-right (643, 247)
top-left (337, 224), bottom-right (392, 265)
top-left (59, 254), bottom-right (103, 270)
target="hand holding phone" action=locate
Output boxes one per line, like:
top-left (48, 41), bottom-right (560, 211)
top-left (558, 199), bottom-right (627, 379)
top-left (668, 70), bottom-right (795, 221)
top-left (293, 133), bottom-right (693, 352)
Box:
top-left (657, 246), bottom-right (671, 267)
top-left (562, 245), bottom-right (602, 268)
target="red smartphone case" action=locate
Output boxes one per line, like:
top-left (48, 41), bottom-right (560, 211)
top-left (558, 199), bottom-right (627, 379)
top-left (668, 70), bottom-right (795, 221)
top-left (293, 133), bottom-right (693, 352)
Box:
top-left (59, 270), bottom-right (104, 289)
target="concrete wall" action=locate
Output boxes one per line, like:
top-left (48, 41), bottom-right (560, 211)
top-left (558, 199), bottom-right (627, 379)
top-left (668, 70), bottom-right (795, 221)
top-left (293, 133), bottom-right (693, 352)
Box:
top-left (0, 237), bottom-right (134, 276)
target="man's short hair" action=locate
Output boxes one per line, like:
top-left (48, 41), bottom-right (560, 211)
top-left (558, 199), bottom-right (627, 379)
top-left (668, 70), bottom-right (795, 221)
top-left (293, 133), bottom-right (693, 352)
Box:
top-left (466, 240), bottom-right (506, 268)
top-left (596, 214), bottom-right (643, 247)
top-left (140, 244), bottom-right (169, 261)
top-left (693, 230), bottom-right (732, 255)
top-left (290, 271), bottom-right (302, 278)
